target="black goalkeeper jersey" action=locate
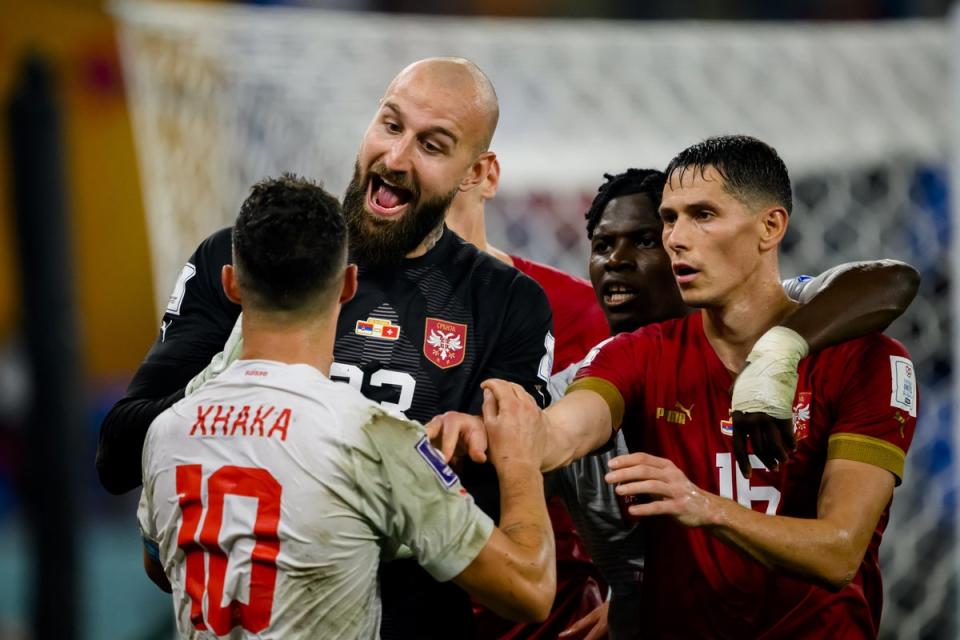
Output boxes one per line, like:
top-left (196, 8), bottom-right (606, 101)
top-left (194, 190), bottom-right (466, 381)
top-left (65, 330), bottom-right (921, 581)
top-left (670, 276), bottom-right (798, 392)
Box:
top-left (333, 227), bottom-right (552, 426)
top-left (97, 224), bottom-right (554, 638)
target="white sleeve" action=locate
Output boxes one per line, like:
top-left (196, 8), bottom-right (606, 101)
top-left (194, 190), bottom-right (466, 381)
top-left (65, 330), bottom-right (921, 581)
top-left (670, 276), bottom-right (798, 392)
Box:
top-left (185, 315), bottom-right (244, 396)
top-left (549, 338), bottom-right (616, 402)
top-left (547, 358), bottom-right (581, 404)
top-left (349, 411), bottom-right (494, 582)
top-left (137, 488), bottom-right (156, 542)
top-left (782, 259), bottom-right (905, 305)
top-left (137, 436), bottom-right (159, 552)
top-left (781, 275), bottom-right (814, 303)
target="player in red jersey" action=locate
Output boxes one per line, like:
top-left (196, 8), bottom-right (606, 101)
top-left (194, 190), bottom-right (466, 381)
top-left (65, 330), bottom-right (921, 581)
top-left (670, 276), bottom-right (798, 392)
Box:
top-left (446, 155), bottom-right (607, 638)
top-left (511, 254), bottom-right (609, 374)
top-left (440, 136), bottom-right (919, 638)
top-left (562, 166), bottom-right (919, 640)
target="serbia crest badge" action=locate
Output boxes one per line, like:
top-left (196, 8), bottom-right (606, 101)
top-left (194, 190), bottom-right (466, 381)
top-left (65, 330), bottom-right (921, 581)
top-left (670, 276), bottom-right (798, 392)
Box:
top-left (424, 318), bottom-right (467, 369)
top-left (792, 391), bottom-right (812, 442)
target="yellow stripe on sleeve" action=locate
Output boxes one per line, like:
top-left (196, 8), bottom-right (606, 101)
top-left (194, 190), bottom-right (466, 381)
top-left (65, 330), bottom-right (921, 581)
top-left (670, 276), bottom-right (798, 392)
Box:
top-left (827, 433), bottom-right (907, 485)
top-left (566, 377), bottom-right (626, 431)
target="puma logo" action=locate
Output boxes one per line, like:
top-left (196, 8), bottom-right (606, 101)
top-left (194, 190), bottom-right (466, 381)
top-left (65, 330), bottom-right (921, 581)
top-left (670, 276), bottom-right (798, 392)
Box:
top-left (674, 401), bottom-right (694, 421)
top-left (656, 401), bottom-right (693, 426)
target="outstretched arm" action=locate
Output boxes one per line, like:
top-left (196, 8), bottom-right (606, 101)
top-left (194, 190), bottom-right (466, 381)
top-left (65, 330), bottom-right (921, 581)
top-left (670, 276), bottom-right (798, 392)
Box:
top-left (732, 260), bottom-right (919, 475)
top-left (428, 332), bottom-right (640, 473)
top-left (540, 389), bottom-right (614, 472)
top-left (96, 229), bottom-right (239, 494)
top-left (426, 383), bottom-right (613, 473)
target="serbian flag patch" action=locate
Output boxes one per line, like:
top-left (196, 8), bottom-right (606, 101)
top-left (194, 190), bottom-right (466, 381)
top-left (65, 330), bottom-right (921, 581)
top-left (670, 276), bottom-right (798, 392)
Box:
top-left (355, 318), bottom-right (400, 341)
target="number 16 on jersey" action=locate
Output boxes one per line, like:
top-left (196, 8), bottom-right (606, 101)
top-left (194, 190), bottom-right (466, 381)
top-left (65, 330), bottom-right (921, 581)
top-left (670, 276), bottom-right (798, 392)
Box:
top-left (715, 453), bottom-right (781, 515)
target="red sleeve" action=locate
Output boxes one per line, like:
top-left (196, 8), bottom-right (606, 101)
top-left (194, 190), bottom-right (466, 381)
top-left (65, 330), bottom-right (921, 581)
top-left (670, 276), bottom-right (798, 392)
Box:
top-left (826, 335), bottom-right (918, 484)
top-left (510, 255), bottom-right (608, 372)
top-left (566, 330), bottom-right (649, 431)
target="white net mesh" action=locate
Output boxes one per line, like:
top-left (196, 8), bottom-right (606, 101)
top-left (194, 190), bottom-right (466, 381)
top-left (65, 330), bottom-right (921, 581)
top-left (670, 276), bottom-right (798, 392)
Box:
top-left (114, 3), bottom-right (955, 637)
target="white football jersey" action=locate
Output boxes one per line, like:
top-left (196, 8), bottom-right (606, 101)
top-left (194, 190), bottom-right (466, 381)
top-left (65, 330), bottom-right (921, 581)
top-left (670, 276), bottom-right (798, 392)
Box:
top-left (138, 360), bottom-right (493, 639)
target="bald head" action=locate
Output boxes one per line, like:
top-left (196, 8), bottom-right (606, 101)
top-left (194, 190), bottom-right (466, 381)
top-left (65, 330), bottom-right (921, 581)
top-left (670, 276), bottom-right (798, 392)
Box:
top-left (385, 57), bottom-right (500, 152)
top-left (348, 56), bottom-right (500, 261)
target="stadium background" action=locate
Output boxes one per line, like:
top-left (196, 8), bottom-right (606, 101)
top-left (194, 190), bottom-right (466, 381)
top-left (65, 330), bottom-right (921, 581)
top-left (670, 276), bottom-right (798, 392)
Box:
top-left (0, 0), bottom-right (954, 638)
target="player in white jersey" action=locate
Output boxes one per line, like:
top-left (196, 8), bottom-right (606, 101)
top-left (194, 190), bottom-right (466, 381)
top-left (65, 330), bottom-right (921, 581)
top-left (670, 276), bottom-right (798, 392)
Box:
top-left (137, 174), bottom-right (556, 639)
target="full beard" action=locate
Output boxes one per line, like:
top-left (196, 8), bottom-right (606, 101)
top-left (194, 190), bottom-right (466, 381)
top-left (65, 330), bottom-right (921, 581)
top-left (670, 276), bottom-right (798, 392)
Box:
top-left (343, 163), bottom-right (458, 270)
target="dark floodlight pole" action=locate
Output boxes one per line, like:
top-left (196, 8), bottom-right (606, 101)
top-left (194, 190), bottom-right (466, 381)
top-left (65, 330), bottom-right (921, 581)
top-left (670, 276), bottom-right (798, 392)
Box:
top-left (8, 53), bottom-right (82, 640)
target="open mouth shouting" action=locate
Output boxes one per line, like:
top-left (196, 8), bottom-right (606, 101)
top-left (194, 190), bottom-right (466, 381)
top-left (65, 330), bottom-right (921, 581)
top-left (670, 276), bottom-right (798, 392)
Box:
top-left (367, 172), bottom-right (414, 218)
top-left (672, 262), bottom-right (700, 285)
top-left (602, 282), bottom-right (639, 308)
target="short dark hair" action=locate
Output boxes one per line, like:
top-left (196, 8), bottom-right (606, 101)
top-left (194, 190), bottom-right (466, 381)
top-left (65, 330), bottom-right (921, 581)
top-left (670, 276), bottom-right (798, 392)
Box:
top-left (232, 173), bottom-right (347, 313)
top-left (585, 168), bottom-right (666, 239)
top-left (664, 135), bottom-right (793, 215)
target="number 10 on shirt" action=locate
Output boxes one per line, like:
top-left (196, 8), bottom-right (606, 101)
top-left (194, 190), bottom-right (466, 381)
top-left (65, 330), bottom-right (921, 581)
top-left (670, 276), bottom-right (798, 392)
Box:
top-left (176, 464), bottom-right (282, 634)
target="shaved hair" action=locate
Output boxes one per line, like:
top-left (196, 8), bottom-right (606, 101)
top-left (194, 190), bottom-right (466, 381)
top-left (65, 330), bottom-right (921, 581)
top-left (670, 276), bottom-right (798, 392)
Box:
top-left (386, 57), bottom-right (499, 152)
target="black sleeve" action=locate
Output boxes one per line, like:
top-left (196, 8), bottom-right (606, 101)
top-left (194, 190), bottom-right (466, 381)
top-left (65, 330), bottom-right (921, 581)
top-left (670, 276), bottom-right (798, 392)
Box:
top-left (468, 272), bottom-right (554, 413)
top-left (461, 272), bottom-right (553, 520)
top-left (96, 228), bottom-right (240, 494)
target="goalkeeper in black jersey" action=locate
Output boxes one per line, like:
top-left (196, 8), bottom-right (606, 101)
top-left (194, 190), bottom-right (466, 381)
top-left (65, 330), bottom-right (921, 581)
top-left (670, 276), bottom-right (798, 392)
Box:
top-left (98, 58), bottom-right (554, 638)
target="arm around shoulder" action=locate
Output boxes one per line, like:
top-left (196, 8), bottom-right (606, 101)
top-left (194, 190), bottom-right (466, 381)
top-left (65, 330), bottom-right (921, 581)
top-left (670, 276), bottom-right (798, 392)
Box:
top-left (97, 386), bottom-right (184, 494)
top-left (96, 228), bottom-right (238, 494)
top-left (731, 260), bottom-right (920, 474)
top-left (784, 259), bottom-right (919, 351)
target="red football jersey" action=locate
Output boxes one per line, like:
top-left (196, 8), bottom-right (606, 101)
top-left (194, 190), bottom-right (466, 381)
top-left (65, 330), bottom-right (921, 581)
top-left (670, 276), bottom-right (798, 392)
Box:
top-left (511, 255), bottom-right (609, 373)
top-left (569, 312), bottom-right (918, 639)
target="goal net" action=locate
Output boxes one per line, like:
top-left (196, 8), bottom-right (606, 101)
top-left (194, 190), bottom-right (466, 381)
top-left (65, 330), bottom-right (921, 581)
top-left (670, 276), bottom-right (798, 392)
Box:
top-left (113, 2), bottom-right (955, 637)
